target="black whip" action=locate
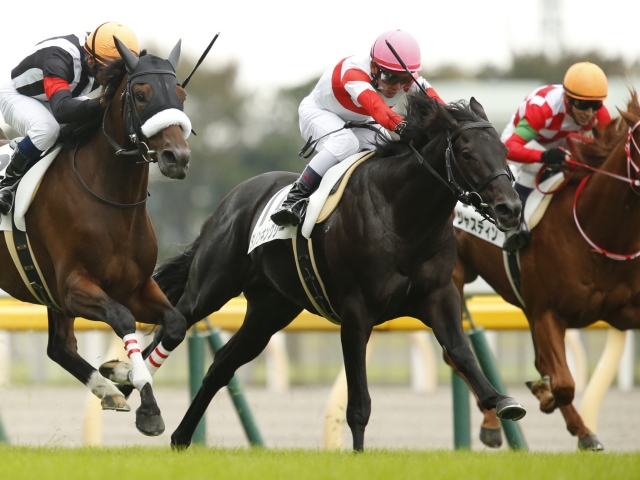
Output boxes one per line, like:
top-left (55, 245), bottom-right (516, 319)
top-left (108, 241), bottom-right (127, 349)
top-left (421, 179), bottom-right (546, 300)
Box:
top-left (182, 32), bottom-right (220, 89)
top-left (384, 40), bottom-right (429, 97)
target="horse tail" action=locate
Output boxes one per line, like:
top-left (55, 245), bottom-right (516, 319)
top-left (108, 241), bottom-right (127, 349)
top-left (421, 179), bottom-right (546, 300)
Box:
top-left (153, 223), bottom-right (207, 305)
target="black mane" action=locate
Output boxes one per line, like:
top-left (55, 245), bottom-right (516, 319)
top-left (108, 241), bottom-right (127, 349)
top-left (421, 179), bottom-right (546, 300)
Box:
top-left (376, 92), bottom-right (482, 158)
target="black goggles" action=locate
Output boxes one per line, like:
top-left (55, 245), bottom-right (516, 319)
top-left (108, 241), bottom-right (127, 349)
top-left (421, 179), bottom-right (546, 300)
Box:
top-left (570, 98), bottom-right (603, 111)
top-left (378, 67), bottom-right (413, 86)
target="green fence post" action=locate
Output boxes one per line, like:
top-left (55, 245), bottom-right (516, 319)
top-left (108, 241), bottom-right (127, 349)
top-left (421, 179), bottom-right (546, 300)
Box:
top-left (204, 321), bottom-right (265, 447)
top-left (452, 368), bottom-right (471, 449)
top-left (463, 300), bottom-right (528, 450)
top-left (0, 414), bottom-right (9, 444)
top-left (188, 328), bottom-right (206, 445)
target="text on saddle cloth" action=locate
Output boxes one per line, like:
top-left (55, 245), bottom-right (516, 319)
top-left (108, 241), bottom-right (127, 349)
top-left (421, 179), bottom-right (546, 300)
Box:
top-left (453, 171), bottom-right (565, 247)
top-left (0, 143), bottom-right (63, 232)
top-left (248, 151), bottom-right (375, 253)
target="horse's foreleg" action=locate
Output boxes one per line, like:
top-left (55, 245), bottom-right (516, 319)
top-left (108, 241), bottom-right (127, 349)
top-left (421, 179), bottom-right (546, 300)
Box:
top-left (100, 279), bottom-right (188, 387)
top-left (63, 273), bottom-right (163, 436)
top-left (418, 283), bottom-right (525, 420)
top-left (46, 309), bottom-right (130, 411)
top-left (529, 311), bottom-right (574, 412)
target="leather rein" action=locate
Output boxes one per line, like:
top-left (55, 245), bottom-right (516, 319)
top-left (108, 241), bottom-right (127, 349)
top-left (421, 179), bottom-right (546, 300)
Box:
top-left (571, 119), bottom-right (640, 260)
top-left (408, 121), bottom-right (514, 228)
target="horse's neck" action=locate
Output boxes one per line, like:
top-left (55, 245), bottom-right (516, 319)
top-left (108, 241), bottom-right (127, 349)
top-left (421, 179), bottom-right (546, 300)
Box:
top-left (383, 141), bottom-right (456, 238)
top-left (578, 141), bottom-right (640, 245)
top-left (84, 129), bottom-right (150, 203)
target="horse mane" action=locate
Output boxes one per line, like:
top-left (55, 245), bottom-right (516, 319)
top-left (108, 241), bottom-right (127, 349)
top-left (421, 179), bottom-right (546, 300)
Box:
top-left (375, 93), bottom-right (482, 158)
top-left (572, 91), bottom-right (640, 167)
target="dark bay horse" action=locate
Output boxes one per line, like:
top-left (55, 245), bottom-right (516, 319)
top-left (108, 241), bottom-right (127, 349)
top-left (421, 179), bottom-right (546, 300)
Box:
top-left (453, 93), bottom-right (640, 450)
top-left (0, 39), bottom-right (191, 436)
top-left (131, 94), bottom-right (527, 449)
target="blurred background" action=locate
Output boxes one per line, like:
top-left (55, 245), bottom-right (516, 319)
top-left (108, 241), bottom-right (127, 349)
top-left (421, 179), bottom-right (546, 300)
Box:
top-left (0, 0), bottom-right (638, 392)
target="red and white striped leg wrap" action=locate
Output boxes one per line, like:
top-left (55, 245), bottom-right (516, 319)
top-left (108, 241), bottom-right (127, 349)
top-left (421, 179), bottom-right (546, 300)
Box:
top-left (144, 342), bottom-right (171, 376)
top-left (123, 333), bottom-right (152, 389)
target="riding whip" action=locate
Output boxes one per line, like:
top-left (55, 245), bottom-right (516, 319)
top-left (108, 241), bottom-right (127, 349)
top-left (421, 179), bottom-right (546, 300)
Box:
top-left (182, 32), bottom-right (220, 89)
top-left (384, 40), bottom-right (429, 98)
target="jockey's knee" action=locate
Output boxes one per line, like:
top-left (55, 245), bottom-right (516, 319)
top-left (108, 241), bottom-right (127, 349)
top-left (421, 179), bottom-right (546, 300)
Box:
top-left (324, 130), bottom-right (360, 161)
top-left (29, 120), bottom-right (60, 152)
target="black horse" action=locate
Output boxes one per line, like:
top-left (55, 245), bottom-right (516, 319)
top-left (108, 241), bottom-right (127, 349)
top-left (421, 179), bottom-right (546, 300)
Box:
top-left (136, 94), bottom-right (525, 449)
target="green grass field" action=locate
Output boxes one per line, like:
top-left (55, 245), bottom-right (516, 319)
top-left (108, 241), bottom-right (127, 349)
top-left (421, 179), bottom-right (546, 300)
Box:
top-left (0, 446), bottom-right (638, 480)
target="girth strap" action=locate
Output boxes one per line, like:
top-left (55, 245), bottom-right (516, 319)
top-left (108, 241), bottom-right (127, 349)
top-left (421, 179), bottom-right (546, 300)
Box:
top-left (8, 214), bottom-right (62, 312)
top-left (292, 229), bottom-right (341, 324)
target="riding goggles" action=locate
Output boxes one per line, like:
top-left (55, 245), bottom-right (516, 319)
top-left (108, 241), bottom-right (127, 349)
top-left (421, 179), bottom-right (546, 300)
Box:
top-left (378, 67), bottom-right (414, 87)
top-left (570, 98), bottom-right (604, 111)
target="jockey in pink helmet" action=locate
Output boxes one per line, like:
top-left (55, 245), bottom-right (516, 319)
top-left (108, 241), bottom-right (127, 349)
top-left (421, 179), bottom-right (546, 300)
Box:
top-left (271, 29), bottom-right (444, 227)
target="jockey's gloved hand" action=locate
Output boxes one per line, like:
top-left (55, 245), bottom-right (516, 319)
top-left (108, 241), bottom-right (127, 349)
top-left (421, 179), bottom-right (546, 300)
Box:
top-left (540, 148), bottom-right (567, 165)
top-left (394, 121), bottom-right (408, 140)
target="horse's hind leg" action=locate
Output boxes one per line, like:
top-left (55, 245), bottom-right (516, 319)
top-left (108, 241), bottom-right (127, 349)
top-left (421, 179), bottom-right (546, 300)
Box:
top-left (171, 288), bottom-right (302, 449)
top-left (46, 309), bottom-right (130, 411)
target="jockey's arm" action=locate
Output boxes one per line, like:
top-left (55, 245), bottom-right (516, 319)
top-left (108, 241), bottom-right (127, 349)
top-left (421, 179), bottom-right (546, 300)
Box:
top-left (504, 104), bottom-right (549, 163)
top-left (343, 69), bottom-right (404, 130)
top-left (45, 77), bottom-right (102, 124)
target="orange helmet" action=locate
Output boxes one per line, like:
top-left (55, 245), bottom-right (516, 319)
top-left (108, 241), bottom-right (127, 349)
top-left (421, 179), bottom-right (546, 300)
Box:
top-left (85, 22), bottom-right (139, 65)
top-left (563, 62), bottom-right (608, 101)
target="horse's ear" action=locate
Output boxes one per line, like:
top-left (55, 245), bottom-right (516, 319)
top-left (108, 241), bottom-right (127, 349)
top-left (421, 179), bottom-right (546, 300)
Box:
top-left (168, 39), bottom-right (181, 72)
top-left (114, 36), bottom-right (139, 73)
top-left (469, 97), bottom-right (489, 121)
top-left (618, 107), bottom-right (637, 128)
top-left (436, 101), bottom-right (458, 130)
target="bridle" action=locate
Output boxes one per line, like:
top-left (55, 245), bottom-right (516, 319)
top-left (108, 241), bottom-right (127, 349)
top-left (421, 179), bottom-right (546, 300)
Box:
top-left (572, 119), bottom-right (640, 260)
top-left (408, 121), bottom-right (515, 227)
top-left (74, 65), bottom-right (180, 209)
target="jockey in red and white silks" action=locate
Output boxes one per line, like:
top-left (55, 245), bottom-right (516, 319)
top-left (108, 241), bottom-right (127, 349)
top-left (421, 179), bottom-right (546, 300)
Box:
top-left (271, 29), bottom-right (444, 227)
top-left (501, 83), bottom-right (611, 189)
top-left (500, 62), bottom-right (611, 253)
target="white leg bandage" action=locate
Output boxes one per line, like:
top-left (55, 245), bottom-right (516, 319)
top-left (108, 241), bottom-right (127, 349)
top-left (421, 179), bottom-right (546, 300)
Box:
top-left (144, 342), bottom-right (171, 376)
top-left (123, 333), bottom-right (153, 390)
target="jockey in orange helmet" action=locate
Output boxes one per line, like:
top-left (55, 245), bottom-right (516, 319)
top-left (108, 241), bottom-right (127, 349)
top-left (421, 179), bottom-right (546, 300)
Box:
top-left (271, 29), bottom-right (445, 227)
top-left (0, 22), bottom-right (139, 215)
top-left (501, 62), bottom-right (611, 253)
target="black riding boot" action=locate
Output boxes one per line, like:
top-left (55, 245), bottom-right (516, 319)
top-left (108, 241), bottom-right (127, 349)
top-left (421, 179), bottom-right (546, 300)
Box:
top-left (271, 180), bottom-right (314, 227)
top-left (0, 147), bottom-right (32, 216)
top-left (503, 183), bottom-right (533, 253)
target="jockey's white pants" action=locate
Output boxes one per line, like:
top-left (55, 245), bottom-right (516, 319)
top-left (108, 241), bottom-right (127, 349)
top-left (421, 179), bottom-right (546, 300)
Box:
top-left (0, 82), bottom-right (60, 151)
top-left (299, 95), bottom-right (389, 174)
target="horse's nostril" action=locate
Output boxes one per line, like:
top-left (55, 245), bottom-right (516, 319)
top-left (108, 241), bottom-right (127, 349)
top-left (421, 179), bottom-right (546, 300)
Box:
top-left (161, 150), bottom-right (177, 165)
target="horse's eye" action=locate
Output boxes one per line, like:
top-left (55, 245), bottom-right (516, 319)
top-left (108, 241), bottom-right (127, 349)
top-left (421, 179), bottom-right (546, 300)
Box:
top-left (135, 93), bottom-right (146, 102)
top-left (461, 151), bottom-right (473, 161)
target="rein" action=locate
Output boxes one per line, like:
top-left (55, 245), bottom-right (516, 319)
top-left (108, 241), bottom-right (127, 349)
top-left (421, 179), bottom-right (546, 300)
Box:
top-left (409, 121), bottom-right (514, 227)
top-left (572, 119), bottom-right (640, 260)
top-left (72, 140), bottom-right (149, 209)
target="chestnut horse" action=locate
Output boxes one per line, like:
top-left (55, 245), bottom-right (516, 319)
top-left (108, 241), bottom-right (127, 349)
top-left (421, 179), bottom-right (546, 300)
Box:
top-left (0, 39), bottom-right (191, 436)
top-left (114, 94), bottom-right (526, 449)
top-left (453, 93), bottom-right (640, 451)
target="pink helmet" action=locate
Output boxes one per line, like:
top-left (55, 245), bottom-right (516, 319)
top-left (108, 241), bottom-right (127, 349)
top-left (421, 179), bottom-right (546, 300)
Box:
top-left (370, 29), bottom-right (421, 72)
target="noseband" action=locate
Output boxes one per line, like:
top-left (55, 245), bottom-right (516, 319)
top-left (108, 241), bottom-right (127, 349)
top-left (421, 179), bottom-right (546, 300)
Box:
top-left (409, 121), bottom-right (514, 226)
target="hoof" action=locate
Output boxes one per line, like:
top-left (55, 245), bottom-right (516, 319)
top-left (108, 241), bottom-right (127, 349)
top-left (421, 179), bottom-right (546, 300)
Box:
top-left (578, 433), bottom-right (604, 451)
top-left (99, 359), bottom-right (132, 385)
top-left (496, 397), bottom-right (526, 421)
top-left (101, 394), bottom-right (131, 412)
top-left (136, 409), bottom-right (165, 436)
top-left (479, 427), bottom-right (503, 448)
top-left (170, 433), bottom-right (191, 451)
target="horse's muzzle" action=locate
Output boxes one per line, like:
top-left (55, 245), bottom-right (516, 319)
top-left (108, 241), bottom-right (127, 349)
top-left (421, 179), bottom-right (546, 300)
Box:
top-left (158, 146), bottom-right (191, 179)
top-left (493, 199), bottom-right (522, 231)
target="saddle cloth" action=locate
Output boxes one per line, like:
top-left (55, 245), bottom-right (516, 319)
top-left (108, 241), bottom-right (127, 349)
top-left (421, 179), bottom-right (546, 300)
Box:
top-left (453, 172), bottom-right (565, 247)
top-left (248, 151), bottom-right (375, 253)
top-left (0, 142), bottom-right (63, 232)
